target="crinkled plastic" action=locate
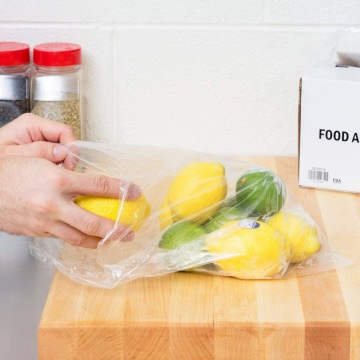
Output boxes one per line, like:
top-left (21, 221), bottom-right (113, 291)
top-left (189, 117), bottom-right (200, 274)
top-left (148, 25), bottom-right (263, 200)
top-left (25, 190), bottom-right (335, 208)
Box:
top-left (318, 26), bottom-right (360, 67)
top-left (29, 141), bottom-right (348, 288)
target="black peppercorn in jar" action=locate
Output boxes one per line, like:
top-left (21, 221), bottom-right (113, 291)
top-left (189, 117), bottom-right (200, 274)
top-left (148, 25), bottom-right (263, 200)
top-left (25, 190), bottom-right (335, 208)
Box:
top-left (31, 43), bottom-right (83, 139)
top-left (0, 42), bottom-right (30, 127)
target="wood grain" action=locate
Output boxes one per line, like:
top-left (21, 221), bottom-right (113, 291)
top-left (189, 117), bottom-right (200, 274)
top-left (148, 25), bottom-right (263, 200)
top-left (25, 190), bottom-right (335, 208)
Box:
top-left (38, 157), bottom-right (360, 360)
top-left (276, 157), bottom-right (351, 360)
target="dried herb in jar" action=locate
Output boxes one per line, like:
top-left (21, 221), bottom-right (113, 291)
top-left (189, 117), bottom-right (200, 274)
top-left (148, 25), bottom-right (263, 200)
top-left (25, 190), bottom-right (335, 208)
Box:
top-left (32, 99), bottom-right (81, 139)
top-left (31, 43), bottom-right (83, 139)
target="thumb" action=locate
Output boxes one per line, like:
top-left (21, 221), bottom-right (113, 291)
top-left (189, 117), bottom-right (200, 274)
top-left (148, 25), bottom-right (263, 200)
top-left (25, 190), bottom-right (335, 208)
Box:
top-left (4, 142), bottom-right (68, 163)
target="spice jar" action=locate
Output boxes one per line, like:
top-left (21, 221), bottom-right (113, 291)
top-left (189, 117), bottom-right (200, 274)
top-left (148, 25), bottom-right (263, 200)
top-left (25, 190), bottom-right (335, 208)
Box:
top-left (0, 42), bottom-right (30, 127)
top-left (31, 42), bottom-right (82, 139)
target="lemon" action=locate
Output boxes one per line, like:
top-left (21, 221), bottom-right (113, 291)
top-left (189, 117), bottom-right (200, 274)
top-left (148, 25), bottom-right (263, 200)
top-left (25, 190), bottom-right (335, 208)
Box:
top-left (235, 169), bottom-right (286, 217)
top-left (206, 220), bottom-right (287, 279)
top-left (168, 161), bottom-right (227, 224)
top-left (267, 211), bottom-right (321, 263)
top-left (159, 196), bottom-right (173, 230)
top-left (75, 194), bottom-right (151, 231)
top-left (159, 220), bottom-right (207, 250)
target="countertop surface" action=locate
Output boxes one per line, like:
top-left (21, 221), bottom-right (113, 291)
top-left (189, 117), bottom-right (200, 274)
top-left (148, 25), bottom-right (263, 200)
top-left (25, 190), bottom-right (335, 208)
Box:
top-left (1, 157), bottom-right (359, 360)
top-left (38, 157), bottom-right (360, 360)
top-left (0, 233), bottom-right (55, 360)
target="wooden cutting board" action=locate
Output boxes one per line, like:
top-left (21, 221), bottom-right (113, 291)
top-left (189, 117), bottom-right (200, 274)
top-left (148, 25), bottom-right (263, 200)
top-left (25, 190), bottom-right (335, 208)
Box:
top-left (38, 157), bottom-right (360, 360)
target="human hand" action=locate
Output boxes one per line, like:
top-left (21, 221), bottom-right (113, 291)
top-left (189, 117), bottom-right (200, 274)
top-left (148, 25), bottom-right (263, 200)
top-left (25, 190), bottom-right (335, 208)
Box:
top-left (0, 113), bottom-right (75, 165)
top-left (0, 156), bottom-right (141, 248)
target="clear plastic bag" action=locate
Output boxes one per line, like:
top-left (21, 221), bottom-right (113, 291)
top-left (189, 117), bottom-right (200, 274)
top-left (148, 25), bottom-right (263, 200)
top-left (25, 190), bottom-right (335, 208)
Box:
top-left (29, 141), bottom-right (348, 288)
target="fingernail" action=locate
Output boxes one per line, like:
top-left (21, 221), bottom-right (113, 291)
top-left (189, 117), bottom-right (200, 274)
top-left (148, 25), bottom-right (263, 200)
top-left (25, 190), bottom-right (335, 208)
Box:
top-left (128, 183), bottom-right (142, 198)
top-left (112, 226), bottom-right (134, 242)
top-left (122, 232), bottom-right (135, 242)
top-left (53, 145), bottom-right (67, 160)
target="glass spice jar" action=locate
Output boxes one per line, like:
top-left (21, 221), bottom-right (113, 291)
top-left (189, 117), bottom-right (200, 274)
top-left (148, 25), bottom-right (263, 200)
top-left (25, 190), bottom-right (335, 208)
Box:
top-left (0, 42), bottom-right (31, 127)
top-left (31, 42), bottom-right (83, 139)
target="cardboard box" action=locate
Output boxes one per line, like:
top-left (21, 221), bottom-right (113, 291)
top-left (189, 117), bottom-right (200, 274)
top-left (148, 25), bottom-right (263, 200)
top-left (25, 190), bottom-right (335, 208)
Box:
top-left (298, 66), bottom-right (360, 193)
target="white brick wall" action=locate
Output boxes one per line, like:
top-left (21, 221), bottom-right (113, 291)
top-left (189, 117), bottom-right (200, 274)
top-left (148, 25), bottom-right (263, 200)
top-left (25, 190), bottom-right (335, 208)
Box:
top-left (1, 1), bottom-right (359, 155)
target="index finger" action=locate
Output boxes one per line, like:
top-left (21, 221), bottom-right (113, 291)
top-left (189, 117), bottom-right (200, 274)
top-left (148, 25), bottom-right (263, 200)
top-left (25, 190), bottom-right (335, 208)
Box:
top-left (1, 114), bottom-right (76, 145)
top-left (66, 171), bottom-right (142, 200)
top-left (27, 115), bottom-right (76, 144)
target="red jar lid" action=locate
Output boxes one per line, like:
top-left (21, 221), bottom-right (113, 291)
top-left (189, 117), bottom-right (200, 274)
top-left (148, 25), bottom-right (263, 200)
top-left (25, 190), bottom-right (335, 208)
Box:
top-left (0, 42), bottom-right (30, 66)
top-left (33, 42), bottom-right (81, 67)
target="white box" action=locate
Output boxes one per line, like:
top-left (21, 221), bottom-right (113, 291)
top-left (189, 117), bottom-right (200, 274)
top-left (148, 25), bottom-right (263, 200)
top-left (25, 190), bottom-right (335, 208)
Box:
top-left (298, 66), bottom-right (360, 194)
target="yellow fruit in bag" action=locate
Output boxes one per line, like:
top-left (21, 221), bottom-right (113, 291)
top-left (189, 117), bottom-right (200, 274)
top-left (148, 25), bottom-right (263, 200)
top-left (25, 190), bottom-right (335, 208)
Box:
top-left (159, 196), bottom-right (173, 230)
top-left (267, 211), bottom-right (321, 263)
top-left (168, 161), bottom-right (227, 223)
top-left (205, 220), bottom-right (286, 279)
top-left (75, 194), bottom-right (151, 232)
